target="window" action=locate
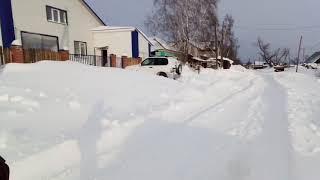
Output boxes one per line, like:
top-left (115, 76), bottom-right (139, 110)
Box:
top-left (21, 32), bottom-right (59, 51)
top-left (141, 58), bottom-right (168, 66)
top-left (46, 6), bottom-right (67, 25)
top-left (155, 58), bottom-right (169, 65)
top-left (74, 41), bottom-right (87, 55)
top-left (141, 58), bottom-right (156, 66)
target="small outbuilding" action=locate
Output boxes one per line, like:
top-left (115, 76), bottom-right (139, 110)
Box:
top-left (92, 26), bottom-right (153, 60)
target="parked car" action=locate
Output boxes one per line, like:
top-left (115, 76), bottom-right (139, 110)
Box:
top-left (274, 65), bottom-right (285, 72)
top-left (126, 57), bottom-right (183, 79)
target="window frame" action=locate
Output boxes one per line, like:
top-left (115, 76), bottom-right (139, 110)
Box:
top-left (74, 41), bottom-right (88, 56)
top-left (46, 5), bottom-right (68, 25)
top-left (21, 31), bottom-right (60, 52)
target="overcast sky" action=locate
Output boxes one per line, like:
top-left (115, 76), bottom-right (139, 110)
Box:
top-left (86, 0), bottom-right (320, 61)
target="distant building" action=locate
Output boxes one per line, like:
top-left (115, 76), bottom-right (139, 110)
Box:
top-left (150, 37), bottom-right (183, 58)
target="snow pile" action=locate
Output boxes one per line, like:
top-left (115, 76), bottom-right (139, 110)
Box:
top-left (0, 61), bottom-right (320, 180)
top-left (230, 65), bottom-right (247, 72)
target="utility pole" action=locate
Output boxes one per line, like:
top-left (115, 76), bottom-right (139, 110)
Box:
top-left (296, 36), bottom-right (303, 73)
top-left (288, 53), bottom-right (291, 66)
top-left (302, 48), bottom-right (305, 63)
top-left (214, 25), bottom-right (219, 68)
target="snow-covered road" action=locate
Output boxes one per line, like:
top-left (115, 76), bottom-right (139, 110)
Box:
top-left (1, 62), bottom-right (320, 180)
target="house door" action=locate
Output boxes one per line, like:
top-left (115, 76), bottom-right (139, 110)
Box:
top-left (102, 50), bottom-right (108, 67)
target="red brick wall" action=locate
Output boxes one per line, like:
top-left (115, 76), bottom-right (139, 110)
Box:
top-left (110, 54), bottom-right (117, 67)
top-left (59, 50), bottom-right (69, 61)
top-left (10, 45), bottom-right (24, 63)
top-left (122, 56), bottom-right (142, 69)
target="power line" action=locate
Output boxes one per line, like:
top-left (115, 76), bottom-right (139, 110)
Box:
top-left (305, 41), bottom-right (320, 49)
top-left (235, 25), bottom-right (320, 31)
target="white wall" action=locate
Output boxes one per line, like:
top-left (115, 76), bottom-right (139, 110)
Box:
top-left (138, 34), bottom-right (150, 60)
top-left (11, 0), bottom-right (103, 54)
top-left (93, 31), bottom-right (132, 57)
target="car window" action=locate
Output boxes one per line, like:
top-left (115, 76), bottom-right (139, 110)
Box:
top-left (141, 58), bottom-right (169, 66)
top-left (155, 58), bottom-right (169, 65)
top-left (141, 58), bottom-right (156, 66)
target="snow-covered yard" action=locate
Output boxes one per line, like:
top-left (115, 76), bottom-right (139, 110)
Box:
top-left (0, 61), bottom-right (320, 180)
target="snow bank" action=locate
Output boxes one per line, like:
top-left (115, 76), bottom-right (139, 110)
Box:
top-left (274, 68), bottom-right (320, 179)
top-left (1, 61), bottom-right (320, 180)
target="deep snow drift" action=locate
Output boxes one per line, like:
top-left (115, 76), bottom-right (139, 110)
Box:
top-left (0, 61), bottom-right (319, 180)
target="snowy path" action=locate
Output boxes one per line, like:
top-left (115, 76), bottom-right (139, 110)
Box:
top-left (179, 72), bottom-right (292, 180)
top-left (246, 74), bottom-right (291, 180)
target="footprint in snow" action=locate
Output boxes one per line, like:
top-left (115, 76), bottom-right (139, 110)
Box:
top-left (69, 101), bottom-right (81, 110)
top-left (10, 96), bottom-right (24, 103)
top-left (0, 94), bottom-right (9, 102)
top-left (312, 147), bottom-right (320, 153)
top-left (25, 88), bottom-right (32, 93)
top-left (7, 110), bottom-right (20, 117)
top-left (309, 124), bottom-right (318, 131)
top-left (39, 92), bottom-right (48, 98)
top-left (21, 100), bottom-right (40, 108)
top-left (0, 132), bottom-right (8, 149)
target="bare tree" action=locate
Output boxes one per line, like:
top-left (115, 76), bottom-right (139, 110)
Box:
top-left (274, 48), bottom-right (290, 65)
top-left (256, 38), bottom-right (290, 67)
top-left (218, 15), bottom-right (239, 63)
top-left (146, 0), bottom-right (219, 62)
top-left (256, 38), bottom-right (277, 67)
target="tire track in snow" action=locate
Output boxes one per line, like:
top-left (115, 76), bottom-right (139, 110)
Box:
top-left (182, 78), bottom-right (257, 124)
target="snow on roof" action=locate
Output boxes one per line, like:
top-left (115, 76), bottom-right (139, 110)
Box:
top-left (306, 51), bottom-right (320, 64)
top-left (79, 0), bottom-right (106, 25)
top-left (192, 57), bottom-right (213, 62)
top-left (150, 37), bottom-right (178, 51)
top-left (91, 26), bottom-right (135, 31)
top-left (91, 26), bottom-right (153, 44)
top-left (208, 56), bottom-right (234, 64)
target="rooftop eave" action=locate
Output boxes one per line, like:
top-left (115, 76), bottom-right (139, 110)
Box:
top-left (80, 0), bottom-right (106, 26)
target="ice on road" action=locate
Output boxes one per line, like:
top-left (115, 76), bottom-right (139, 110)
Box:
top-left (0, 62), bottom-right (320, 180)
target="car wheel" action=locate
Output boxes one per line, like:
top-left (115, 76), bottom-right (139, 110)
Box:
top-left (158, 72), bottom-right (168, 78)
top-left (176, 64), bottom-right (183, 75)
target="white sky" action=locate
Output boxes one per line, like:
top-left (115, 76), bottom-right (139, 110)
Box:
top-left (86, 0), bottom-right (320, 61)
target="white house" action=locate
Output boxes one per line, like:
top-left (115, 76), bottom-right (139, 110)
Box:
top-left (0, 0), bottom-right (105, 55)
top-left (92, 26), bottom-right (152, 60)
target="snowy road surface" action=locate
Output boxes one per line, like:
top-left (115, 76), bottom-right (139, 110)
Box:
top-left (0, 62), bottom-right (320, 180)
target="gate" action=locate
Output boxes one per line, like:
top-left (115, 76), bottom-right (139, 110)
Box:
top-left (0, 46), bottom-right (3, 65)
top-left (69, 54), bottom-right (104, 67)
top-left (116, 57), bottom-right (122, 68)
top-left (103, 56), bottom-right (110, 67)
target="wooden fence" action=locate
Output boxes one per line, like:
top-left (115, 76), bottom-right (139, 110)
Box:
top-left (23, 49), bottom-right (63, 63)
top-left (0, 47), bottom-right (11, 65)
top-left (0, 47), bottom-right (140, 69)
